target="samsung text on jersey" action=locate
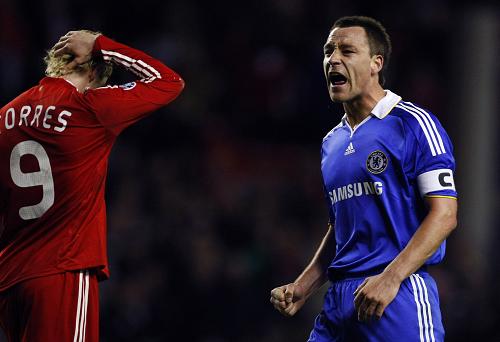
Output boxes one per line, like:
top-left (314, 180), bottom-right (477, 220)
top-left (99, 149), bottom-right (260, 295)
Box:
top-left (328, 181), bottom-right (383, 205)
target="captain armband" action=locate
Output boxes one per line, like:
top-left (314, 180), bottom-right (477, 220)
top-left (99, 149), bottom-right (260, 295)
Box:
top-left (417, 169), bottom-right (456, 197)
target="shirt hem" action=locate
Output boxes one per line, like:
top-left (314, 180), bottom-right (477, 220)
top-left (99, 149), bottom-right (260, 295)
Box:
top-left (0, 265), bottom-right (108, 292)
top-left (328, 265), bottom-right (428, 282)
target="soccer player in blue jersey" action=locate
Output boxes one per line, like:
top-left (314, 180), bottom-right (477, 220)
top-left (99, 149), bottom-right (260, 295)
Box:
top-left (270, 16), bottom-right (457, 342)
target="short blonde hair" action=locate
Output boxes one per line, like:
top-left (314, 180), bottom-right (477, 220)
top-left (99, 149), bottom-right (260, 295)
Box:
top-left (44, 31), bottom-right (113, 83)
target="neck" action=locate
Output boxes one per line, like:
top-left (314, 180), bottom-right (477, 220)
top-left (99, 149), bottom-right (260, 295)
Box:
top-left (343, 85), bottom-right (386, 128)
top-left (62, 73), bottom-right (90, 93)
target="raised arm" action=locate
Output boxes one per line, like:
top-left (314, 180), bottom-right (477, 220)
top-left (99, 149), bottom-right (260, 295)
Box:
top-left (54, 30), bottom-right (185, 135)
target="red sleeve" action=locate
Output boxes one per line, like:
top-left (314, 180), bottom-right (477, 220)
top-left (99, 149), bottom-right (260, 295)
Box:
top-left (82, 35), bottom-right (185, 135)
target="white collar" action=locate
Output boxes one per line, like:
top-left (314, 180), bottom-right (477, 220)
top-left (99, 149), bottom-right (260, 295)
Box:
top-left (341, 89), bottom-right (402, 125)
top-left (370, 89), bottom-right (402, 119)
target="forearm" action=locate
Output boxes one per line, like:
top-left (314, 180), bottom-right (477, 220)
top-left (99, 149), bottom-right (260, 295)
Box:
top-left (93, 35), bottom-right (184, 98)
top-left (294, 223), bottom-right (336, 298)
top-left (384, 197), bottom-right (457, 282)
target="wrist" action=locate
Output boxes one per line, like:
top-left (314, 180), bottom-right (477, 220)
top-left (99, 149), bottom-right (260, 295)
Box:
top-left (382, 266), bottom-right (406, 284)
top-left (294, 274), bottom-right (326, 300)
top-left (92, 34), bottom-right (106, 55)
top-left (292, 280), bottom-right (307, 296)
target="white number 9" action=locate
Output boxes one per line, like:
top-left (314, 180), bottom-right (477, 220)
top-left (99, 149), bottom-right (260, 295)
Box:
top-left (10, 140), bottom-right (54, 220)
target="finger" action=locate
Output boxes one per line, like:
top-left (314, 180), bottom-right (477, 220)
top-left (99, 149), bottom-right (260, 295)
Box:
top-left (357, 297), bottom-right (370, 321)
top-left (283, 303), bottom-right (296, 317)
top-left (284, 285), bottom-right (294, 304)
top-left (353, 278), bottom-right (368, 296)
top-left (73, 55), bottom-right (91, 65)
top-left (364, 301), bottom-right (378, 321)
top-left (271, 299), bottom-right (288, 310)
top-left (52, 38), bottom-right (69, 50)
top-left (55, 33), bottom-right (71, 44)
top-left (374, 303), bottom-right (386, 320)
top-left (57, 35), bottom-right (71, 43)
top-left (53, 44), bottom-right (72, 57)
top-left (353, 289), bottom-right (365, 310)
top-left (53, 32), bottom-right (72, 45)
top-left (64, 60), bottom-right (79, 72)
top-left (270, 287), bottom-right (286, 301)
top-left (269, 297), bottom-right (282, 309)
top-left (52, 41), bottom-right (67, 52)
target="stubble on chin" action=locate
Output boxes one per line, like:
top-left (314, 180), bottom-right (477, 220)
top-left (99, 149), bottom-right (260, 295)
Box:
top-left (329, 91), bottom-right (351, 104)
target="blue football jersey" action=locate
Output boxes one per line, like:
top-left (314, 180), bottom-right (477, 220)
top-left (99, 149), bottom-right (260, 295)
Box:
top-left (321, 90), bottom-right (457, 278)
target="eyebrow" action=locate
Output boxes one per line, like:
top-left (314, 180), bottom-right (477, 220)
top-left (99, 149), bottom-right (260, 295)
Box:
top-left (323, 42), bottom-right (357, 50)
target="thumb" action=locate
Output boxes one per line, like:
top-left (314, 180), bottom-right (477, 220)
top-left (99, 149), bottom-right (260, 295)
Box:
top-left (73, 55), bottom-right (91, 66)
top-left (65, 60), bottom-right (79, 72)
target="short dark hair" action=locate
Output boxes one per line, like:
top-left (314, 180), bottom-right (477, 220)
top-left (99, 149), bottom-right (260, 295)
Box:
top-left (331, 16), bottom-right (392, 86)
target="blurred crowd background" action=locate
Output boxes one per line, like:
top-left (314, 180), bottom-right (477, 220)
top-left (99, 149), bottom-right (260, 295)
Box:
top-left (1, 0), bottom-right (499, 341)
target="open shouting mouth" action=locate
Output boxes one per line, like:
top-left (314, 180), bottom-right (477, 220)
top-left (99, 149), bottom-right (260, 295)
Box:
top-left (328, 72), bottom-right (348, 87)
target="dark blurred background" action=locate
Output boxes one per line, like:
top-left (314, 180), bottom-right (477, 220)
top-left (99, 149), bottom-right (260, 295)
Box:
top-left (1, 0), bottom-right (499, 341)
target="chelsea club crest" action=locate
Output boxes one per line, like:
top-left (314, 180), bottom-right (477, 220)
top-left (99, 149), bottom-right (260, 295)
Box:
top-left (366, 150), bottom-right (388, 174)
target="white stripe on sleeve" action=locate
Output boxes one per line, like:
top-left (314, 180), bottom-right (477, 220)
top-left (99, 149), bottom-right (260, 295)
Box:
top-left (396, 105), bottom-right (437, 156)
top-left (406, 102), bottom-right (446, 154)
top-left (101, 49), bottom-right (162, 83)
top-left (137, 59), bottom-right (161, 78)
top-left (399, 102), bottom-right (442, 154)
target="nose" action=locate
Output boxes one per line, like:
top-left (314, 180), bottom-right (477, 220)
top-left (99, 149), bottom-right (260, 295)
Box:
top-left (328, 50), bottom-right (341, 66)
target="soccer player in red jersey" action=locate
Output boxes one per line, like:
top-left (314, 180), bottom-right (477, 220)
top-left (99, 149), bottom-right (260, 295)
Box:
top-left (0, 30), bottom-right (184, 341)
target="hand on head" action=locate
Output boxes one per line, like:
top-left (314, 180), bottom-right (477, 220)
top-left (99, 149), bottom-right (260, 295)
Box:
top-left (52, 30), bottom-right (101, 71)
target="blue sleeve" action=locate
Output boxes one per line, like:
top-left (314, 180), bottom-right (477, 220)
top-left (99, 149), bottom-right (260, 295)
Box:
top-left (401, 102), bottom-right (457, 198)
top-left (320, 144), bottom-right (336, 224)
top-left (322, 182), bottom-right (335, 224)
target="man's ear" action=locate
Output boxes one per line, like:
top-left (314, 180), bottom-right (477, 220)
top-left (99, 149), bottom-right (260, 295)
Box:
top-left (370, 55), bottom-right (384, 76)
top-left (88, 68), bottom-right (96, 83)
top-left (88, 68), bottom-right (106, 89)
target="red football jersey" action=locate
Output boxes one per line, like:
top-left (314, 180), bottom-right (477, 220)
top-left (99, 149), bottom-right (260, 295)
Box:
top-left (0, 35), bottom-right (184, 290)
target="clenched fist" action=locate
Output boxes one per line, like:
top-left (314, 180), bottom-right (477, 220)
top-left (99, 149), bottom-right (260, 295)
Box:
top-left (270, 283), bottom-right (307, 317)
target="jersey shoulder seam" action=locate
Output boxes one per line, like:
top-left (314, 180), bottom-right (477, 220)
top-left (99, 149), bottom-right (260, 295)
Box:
top-left (322, 120), bottom-right (343, 142)
top-left (392, 102), bottom-right (432, 149)
top-left (394, 101), bottom-right (446, 158)
top-left (389, 103), bottom-right (426, 175)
